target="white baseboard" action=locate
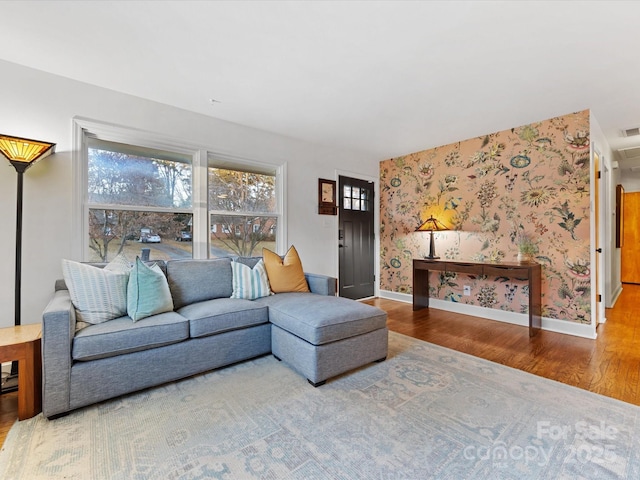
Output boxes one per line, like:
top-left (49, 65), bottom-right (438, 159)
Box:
top-left (379, 290), bottom-right (597, 339)
top-left (608, 284), bottom-right (623, 308)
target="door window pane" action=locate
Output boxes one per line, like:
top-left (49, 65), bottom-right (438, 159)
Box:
top-left (342, 183), bottom-right (371, 211)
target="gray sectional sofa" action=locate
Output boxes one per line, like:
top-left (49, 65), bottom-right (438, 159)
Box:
top-left (42, 257), bottom-right (388, 419)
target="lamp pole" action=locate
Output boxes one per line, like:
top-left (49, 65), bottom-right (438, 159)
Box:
top-left (8, 163), bottom-right (29, 382)
top-left (14, 164), bottom-right (26, 327)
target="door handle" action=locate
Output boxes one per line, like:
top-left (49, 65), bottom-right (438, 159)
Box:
top-left (596, 248), bottom-right (602, 253)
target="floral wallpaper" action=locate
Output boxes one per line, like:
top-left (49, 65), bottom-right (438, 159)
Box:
top-left (379, 110), bottom-right (591, 324)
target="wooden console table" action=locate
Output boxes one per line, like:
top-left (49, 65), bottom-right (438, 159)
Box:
top-left (0, 323), bottom-right (42, 420)
top-left (413, 259), bottom-right (542, 337)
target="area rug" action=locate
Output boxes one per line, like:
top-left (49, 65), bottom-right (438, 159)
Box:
top-left (1, 332), bottom-right (639, 479)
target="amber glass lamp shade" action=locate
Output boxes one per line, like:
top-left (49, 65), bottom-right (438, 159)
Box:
top-left (0, 134), bottom-right (56, 173)
top-left (416, 215), bottom-right (449, 259)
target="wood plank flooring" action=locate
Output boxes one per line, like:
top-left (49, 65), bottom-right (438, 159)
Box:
top-left (1, 284), bottom-right (639, 448)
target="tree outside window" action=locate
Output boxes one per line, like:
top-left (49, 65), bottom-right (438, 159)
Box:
top-left (208, 166), bottom-right (278, 257)
top-left (87, 141), bottom-right (192, 262)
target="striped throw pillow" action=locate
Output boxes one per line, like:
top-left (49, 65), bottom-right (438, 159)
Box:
top-left (230, 259), bottom-right (271, 300)
top-left (61, 257), bottom-right (130, 324)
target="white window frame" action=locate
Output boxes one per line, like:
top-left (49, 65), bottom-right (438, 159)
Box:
top-left (72, 117), bottom-right (287, 260)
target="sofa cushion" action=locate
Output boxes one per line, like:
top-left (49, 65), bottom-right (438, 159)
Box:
top-left (262, 246), bottom-right (310, 293)
top-left (61, 256), bottom-right (131, 324)
top-left (166, 258), bottom-right (233, 309)
top-left (255, 293), bottom-right (387, 345)
top-left (230, 259), bottom-right (271, 300)
top-left (178, 298), bottom-right (269, 338)
top-left (72, 311), bottom-right (189, 361)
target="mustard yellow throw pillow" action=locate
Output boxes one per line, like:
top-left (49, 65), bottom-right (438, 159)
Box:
top-left (262, 246), bottom-right (310, 293)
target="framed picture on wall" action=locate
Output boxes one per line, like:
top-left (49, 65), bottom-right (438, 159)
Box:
top-left (318, 178), bottom-right (337, 215)
top-left (616, 184), bottom-right (624, 248)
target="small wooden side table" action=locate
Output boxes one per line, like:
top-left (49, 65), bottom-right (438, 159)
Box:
top-left (0, 324), bottom-right (42, 420)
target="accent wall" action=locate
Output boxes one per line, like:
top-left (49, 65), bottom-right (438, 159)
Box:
top-left (379, 110), bottom-right (591, 325)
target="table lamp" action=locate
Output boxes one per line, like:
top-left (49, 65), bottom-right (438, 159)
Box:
top-left (416, 215), bottom-right (449, 259)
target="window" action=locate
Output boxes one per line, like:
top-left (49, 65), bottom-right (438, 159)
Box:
top-left (208, 158), bottom-right (279, 258)
top-left (343, 184), bottom-right (370, 211)
top-left (75, 118), bottom-right (285, 262)
top-left (86, 138), bottom-right (193, 262)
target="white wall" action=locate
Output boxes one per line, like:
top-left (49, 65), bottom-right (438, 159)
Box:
top-left (590, 112), bottom-right (621, 308)
top-left (610, 165), bottom-right (622, 306)
top-left (619, 174), bottom-right (640, 193)
top-left (0, 60), bottom-right (378, 328)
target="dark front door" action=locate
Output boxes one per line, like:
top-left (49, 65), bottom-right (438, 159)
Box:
top-left (339, 176), bottom-right (375, 299)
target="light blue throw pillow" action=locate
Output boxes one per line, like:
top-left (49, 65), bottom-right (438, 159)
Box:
top-left (62, 254), bottom-right (131, 324)
top-left (127, 257), bottom-right (174, 322)
top-left (231, 259), bottom-right (271, 300)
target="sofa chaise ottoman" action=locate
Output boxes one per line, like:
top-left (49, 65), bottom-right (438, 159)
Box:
top-left (262, 293), bottom-right (388, 386)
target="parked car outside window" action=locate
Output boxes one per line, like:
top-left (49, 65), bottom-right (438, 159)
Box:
top-left (139, 228), bottom-right (161, 243)
top-left (176, 231), bottom-right (192, 242)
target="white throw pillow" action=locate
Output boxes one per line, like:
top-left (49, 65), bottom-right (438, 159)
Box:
top-left (61, 255), bottom-right (131, 324)
top-left (230, 259), bottom-right (271, 300)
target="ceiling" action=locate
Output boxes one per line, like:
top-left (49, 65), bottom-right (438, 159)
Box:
top-left (3, 1), bottom-right (640, 168)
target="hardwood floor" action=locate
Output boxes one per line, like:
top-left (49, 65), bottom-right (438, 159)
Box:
top-left (0, 386), bottom-right (18, 447)
top-left (1, 284), bottom-right (638, 448)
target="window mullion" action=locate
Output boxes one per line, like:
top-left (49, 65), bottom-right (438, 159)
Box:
top-left (192, 149), bottom-right (209, 259)
top-left (87, 203), bottom-right (192, 214)
top-left (208, 210), bottom-right (275, 217)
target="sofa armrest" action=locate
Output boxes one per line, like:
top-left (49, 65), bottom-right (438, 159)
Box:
top-left (42, 288), bottom-right (76, 418)
top-left (305, 273), bottom-right (337, 296)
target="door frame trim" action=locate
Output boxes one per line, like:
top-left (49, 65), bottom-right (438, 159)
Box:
top-left (336, 170), bottom-right (380, 298)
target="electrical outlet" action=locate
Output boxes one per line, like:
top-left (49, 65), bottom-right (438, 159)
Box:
top-left (463, 285), bottom-right (471, 296)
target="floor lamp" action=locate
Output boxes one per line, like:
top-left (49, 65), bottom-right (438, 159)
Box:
top-left (0, 134), bottom-right (56, 393)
